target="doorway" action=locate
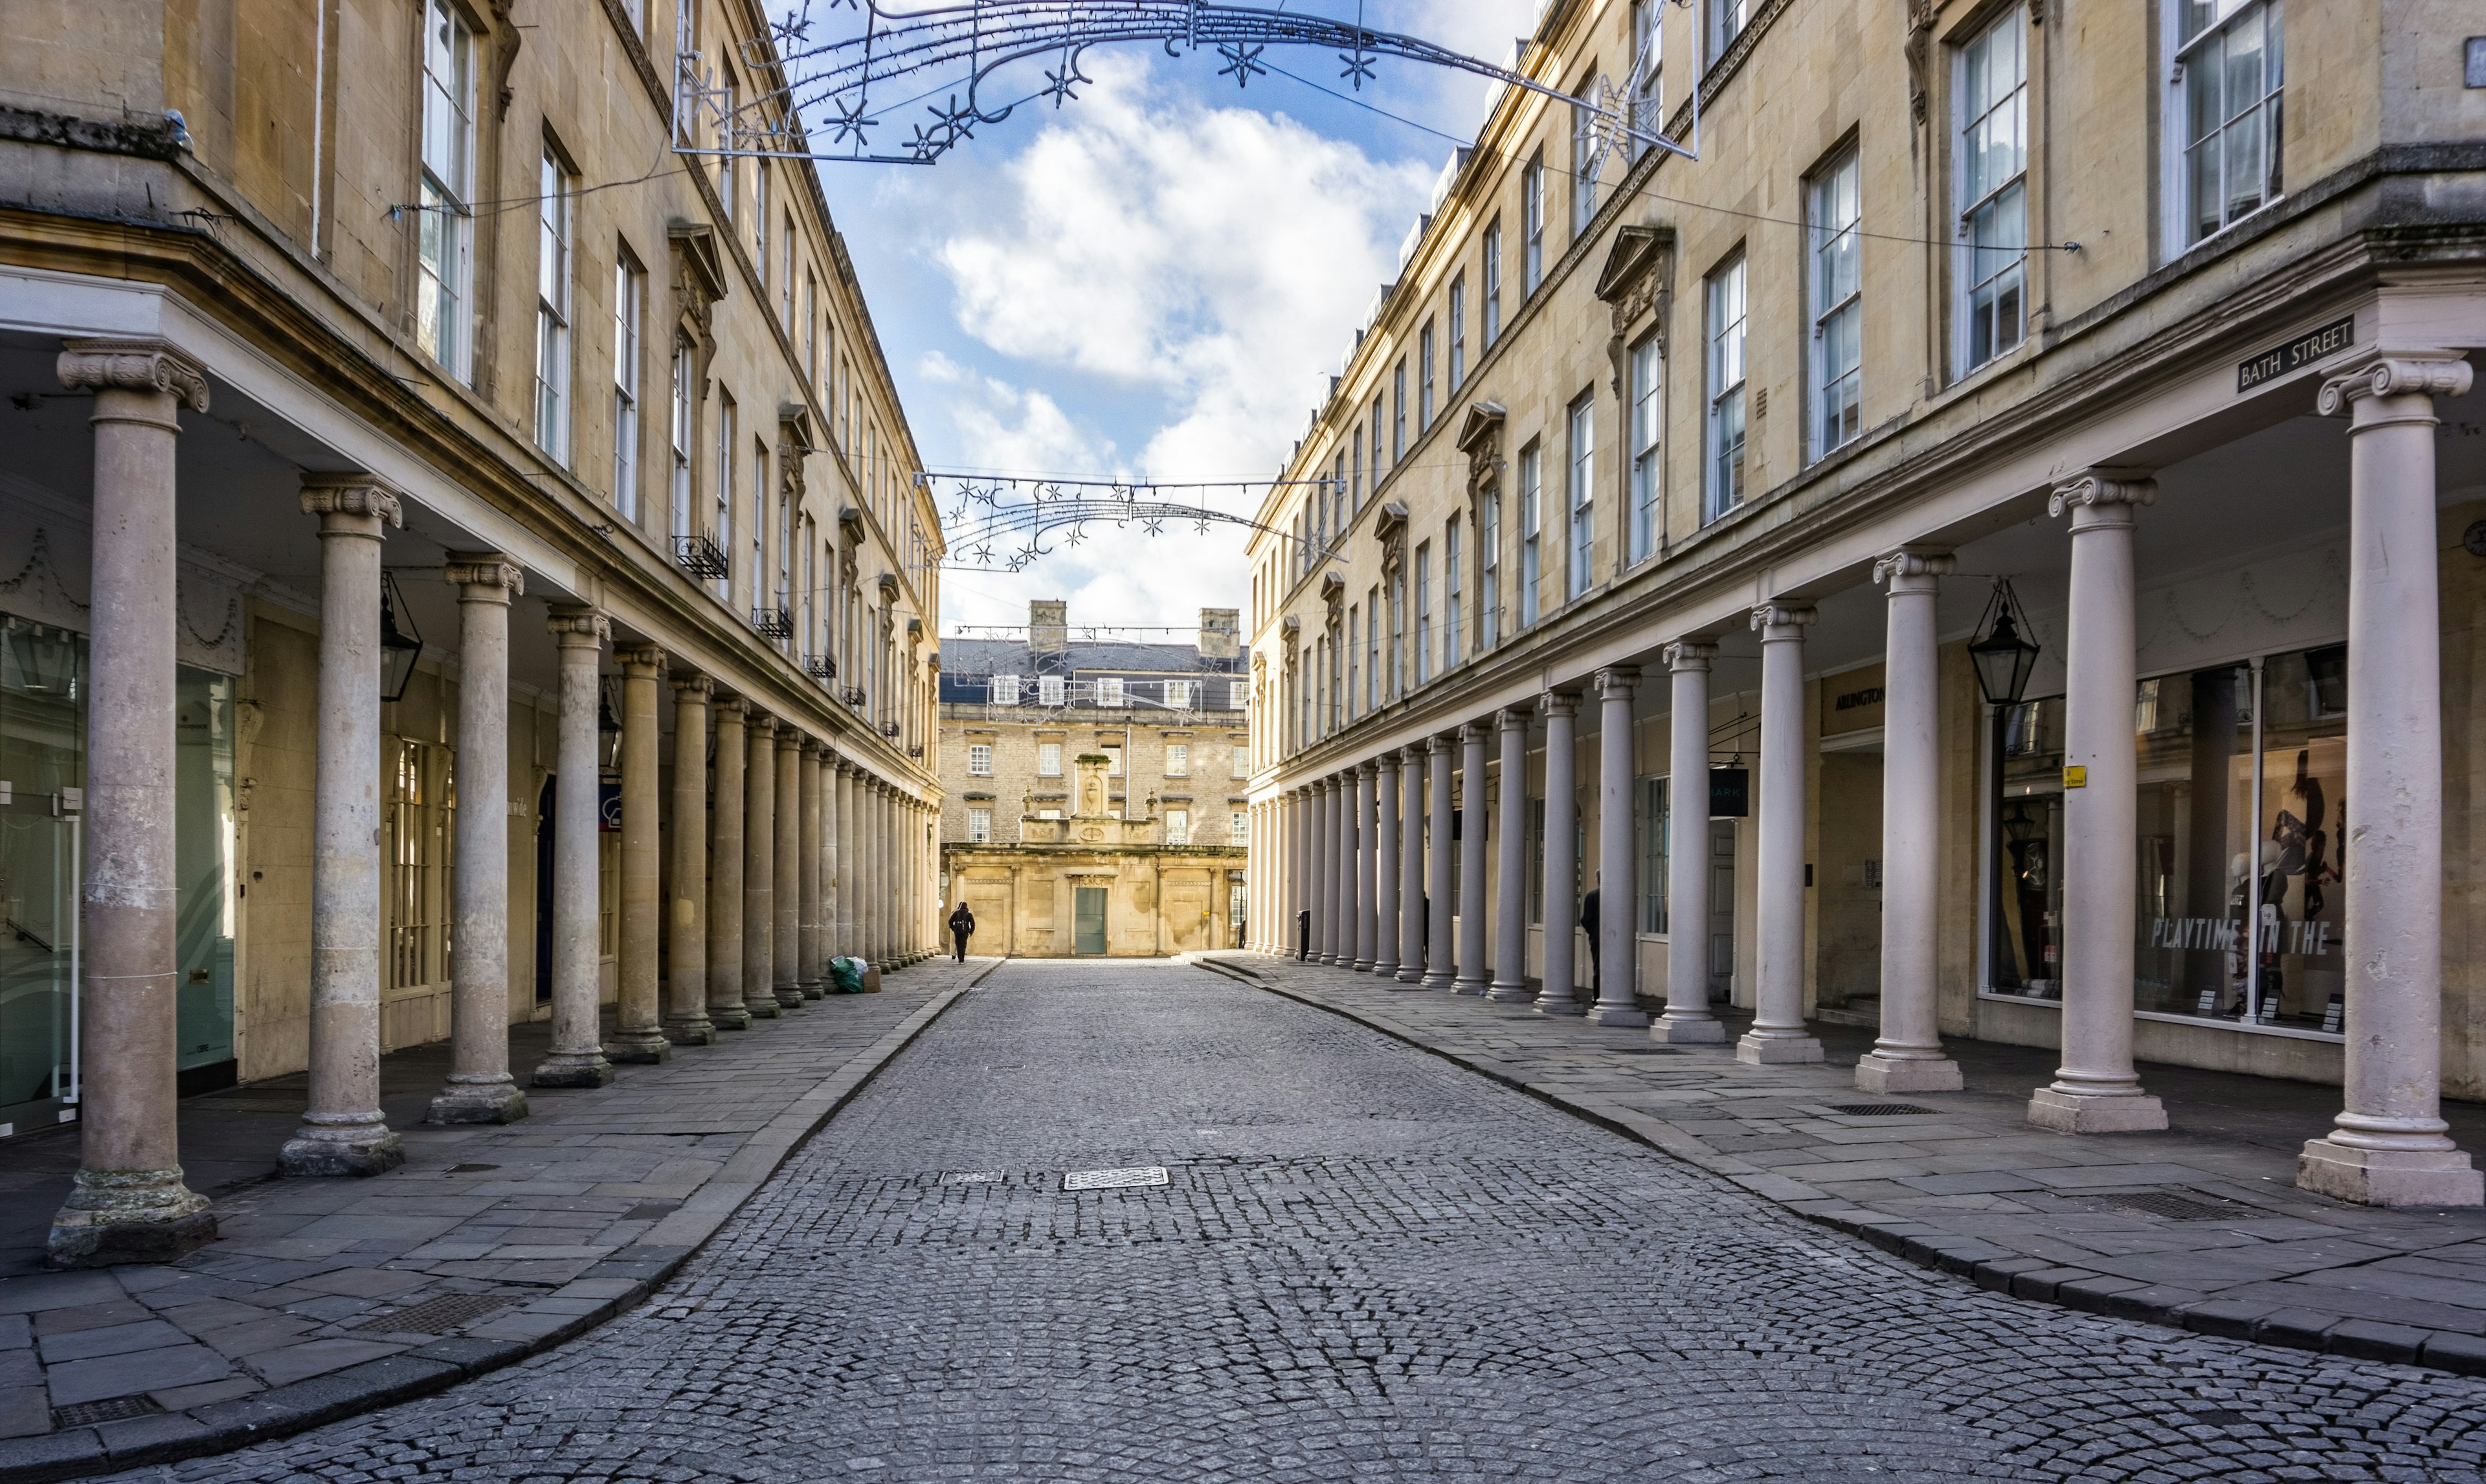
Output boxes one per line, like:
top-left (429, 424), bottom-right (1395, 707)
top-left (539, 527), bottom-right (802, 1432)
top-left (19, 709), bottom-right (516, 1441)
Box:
top-left (1708, 819), bottom-right (1736, 1002)
top-left (1073, 885), bottom-right (1107, 955)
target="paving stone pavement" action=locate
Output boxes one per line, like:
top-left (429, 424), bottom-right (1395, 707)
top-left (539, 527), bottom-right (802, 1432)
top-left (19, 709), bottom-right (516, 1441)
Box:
top-left (1204, 951), bottom-right (2486, 1379)
top-left (0, 958), bottom-right (987, 1478)
top-left (83, 958), bottom-right (2486, 1483)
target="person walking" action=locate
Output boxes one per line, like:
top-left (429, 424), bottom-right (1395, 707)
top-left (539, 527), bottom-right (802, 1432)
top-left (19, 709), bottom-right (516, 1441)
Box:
top-left (948, 900), bottom-right (975, 963)
top-left (1297, 907), bottom-right (1312, 961)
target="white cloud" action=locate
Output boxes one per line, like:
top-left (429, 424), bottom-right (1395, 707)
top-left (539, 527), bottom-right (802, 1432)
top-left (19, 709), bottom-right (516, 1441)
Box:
top-left (915, 351), bottom-right (1117, 478)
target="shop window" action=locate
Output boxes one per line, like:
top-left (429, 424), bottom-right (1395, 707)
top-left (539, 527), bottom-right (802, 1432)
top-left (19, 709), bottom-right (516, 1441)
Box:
top-left (1986, 645), bottom-right (2347, 1035)
top-left (388, 739), bottom-right (454, 993)
top-left (1638, 776), bottom-right (1669, 933)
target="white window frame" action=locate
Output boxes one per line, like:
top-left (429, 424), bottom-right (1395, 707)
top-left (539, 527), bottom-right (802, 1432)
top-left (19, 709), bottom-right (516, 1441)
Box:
top-left (1036, 738), bottom-right (1060, 774)
top-left (1519, 441), bottom-right (1543, 626)
top-left (1629, 334), bottom-right (1661, 564)
top-left (1572, 78), bottom-right (1604, 237)
top-left (1167, 743), bottom-right (1189, 778)
top-left (1483, 219), bottom-right (1504, 344)
top-left (1167, 679), bottom-right (1194, 711)
top-left (611, 250), bottom-right (642, 522)
top-left (1705, 252), bottom-right (1748, 524)
top-left (1710, 0), bottom-right (1749, 62)
top-left (1955, 6), bottom-right (2029, 375)
top-left (1167, 809), bottom-right (1191, 847)
top-left (1038, 674), bottom-right (1066, 707)
top-left (1567, 393), bottom-right (1595, 601)
top-left (995, 674), bottom-right (1022, 707)
top-left (1227, 680), bottom-right (1248, 710)
top-left (1479, 489), bottom-right (1501, 649)
top-left (416, 0), bottom-right (476, 381)
top-left (967, 807), bottom-right (992, 843)
top-left (1631, 0), bottom-right (1663, 154)
top-left (1099, 676), bottom-right (1125, 707)
top-left (1448, 275), bottom-right (1467, 390)
top-left (533, 148), bottom-right (574, 465)
top-left (1809, 146), bottom-right (1863, 460)
top-left (1364, 586), bottom-right (1380, 711)
top-left (1393, 360), bottom-right (1407, 463)
top-left (1444, 516), bottom-right (1462, 669)
top-left (1521, 153), bottom-right (1546, 294)
top-left (967, 743), bottom-right (994, 777)
top-left (669, 340), bottom-right (696, 544)
top-left (1231, 810), bottom-right (1248, 846)
top-left (2166, 0), bottom-right (2284, 251)
top-left (1419, 320), bottom-right (1436, 432)
top-left (1414, 540), bottom-right (1433, 686)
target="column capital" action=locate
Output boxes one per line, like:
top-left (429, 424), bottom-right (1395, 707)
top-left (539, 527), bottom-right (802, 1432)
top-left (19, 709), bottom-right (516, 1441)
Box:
top-left (1427, 731), bottom-right (1455, 756)
top-left (1595, 664), bottom-right (1642, 694)
top-left (299, 472), bottom-right (405, 529)
top-left (747, 710), bottom-right (778, 736)
top-left (712, 694), bottom-right (746, 719)
top-left (546, 604), bottom-right (610, 647)
top-left (1459, 719), bottom-right (1492, 744)
top-left (2318, 353), bottom-right (2474, 417)
top-left (616, 643), bottom-right (665, 677)
top-left (445, 552), bottom-right (526, 602)
top-left (1749, 604), bottom-right (1816, 639)
top-left (1538, 689), bottom-right (1581, 718)
top-left (1497, 705), bottom-right (1531, 733)
top-left (58, 337), bottom-right (210, 412)
top-left (2048, 468), bottom-right (2156, 520)
top-left (1663, 639), bottom-right (1716, 672)
top-left (1372, 751), bottom-right (1397, 775)
top-left (1873, 548), bottom-right (1955, 590)
top-left (671, 673), bottom-right (713, 700)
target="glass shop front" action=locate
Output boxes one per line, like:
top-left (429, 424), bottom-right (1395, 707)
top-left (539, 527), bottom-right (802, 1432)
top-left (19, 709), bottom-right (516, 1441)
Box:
top-left (0, 615), bottom-right (238, 1140)
top-left (1987, 642), bottom-right (2348, 1038)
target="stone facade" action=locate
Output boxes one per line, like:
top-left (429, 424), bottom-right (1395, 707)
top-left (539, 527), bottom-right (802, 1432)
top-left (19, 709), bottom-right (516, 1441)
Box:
top-left (1245, 0), bottom-right (2486, 1207)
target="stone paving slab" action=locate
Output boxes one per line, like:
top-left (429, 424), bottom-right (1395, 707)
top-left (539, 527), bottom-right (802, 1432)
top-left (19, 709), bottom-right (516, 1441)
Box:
top-left (1200, 951), bottom-right (2486, 1378)
top-left (0, 957), bottom-right (994, 1481)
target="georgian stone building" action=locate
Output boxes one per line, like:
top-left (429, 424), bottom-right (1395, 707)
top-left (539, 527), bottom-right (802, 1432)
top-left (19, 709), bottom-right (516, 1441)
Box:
top-left (0, 0), bottom-right (941, 1262)
top-left (1244, 0), bottom-right (2486, 1207)
top-left (936, 601), bottom-right (1248, 955)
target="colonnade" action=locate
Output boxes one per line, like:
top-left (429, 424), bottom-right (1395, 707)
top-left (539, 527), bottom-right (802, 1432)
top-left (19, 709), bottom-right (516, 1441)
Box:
top-left (1249, 352), bottom-right (2479, 1208)
top-left (42, 338), bottom-right (940, 1268)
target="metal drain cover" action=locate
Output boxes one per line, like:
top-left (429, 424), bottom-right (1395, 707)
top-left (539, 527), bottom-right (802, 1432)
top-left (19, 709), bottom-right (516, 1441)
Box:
top-left (1062, 1166), bottom-right (1169, 1191)
top-left (940, 1171), bottom-right (1002, 1185)
top-left (2107, 1191), bottom-right (2250, 1222)
top-left (54, 1397), bottom-right (160, 1427)
top-left (1827, 1103), bottom-right (1936, 1117)
top-left (351, 1292), bottom-right (519, 1334)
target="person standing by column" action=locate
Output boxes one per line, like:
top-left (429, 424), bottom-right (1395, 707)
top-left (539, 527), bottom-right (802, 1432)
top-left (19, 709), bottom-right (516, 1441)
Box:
top-left (607, 644), bottom-right (672, 1063)
top-left (1537, 692), bottom-right (1584, 1016)
top-left (2299, 355), bottom-right (2483, 1206)
top-left (1859, 552), bottom-right (1962, 1091)
top-left (1655, 641), bottom-right (1725, 1043)
top-left (1486, 707), bottom-right (1532, 1003)
top-left (279, 473), bottom-right (412, 1175)
top-left (663, 673), bottom-right (715, 1045)
top-left (46, 340), bottom-right (218, 1261)
top-left (1738, 613), bottom-right (1821, 1061)
top-left (2028, 472), bottom-right (2164, 1133)
top-left (428, 554), bottom-right (533, 1120)
top-left (1591, 667), bottom-right (1648, 1027)
top-left (706, 696), bottom-right (750, 1031)
top-left (535, 608), bottom-right (618, 1085)
top-left (743, 713), bottom-right (780, 1019)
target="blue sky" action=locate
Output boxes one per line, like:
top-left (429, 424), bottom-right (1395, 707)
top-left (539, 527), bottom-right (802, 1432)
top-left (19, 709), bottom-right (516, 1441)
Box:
top-left (796, 3), bottom-right (1533, 634)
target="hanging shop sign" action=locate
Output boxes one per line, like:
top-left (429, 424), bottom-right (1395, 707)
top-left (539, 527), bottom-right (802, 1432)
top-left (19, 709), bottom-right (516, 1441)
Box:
top-left (599, 782), bottom-right (623, 832)
top-left (1708, 767), bottom-right (1749, 819)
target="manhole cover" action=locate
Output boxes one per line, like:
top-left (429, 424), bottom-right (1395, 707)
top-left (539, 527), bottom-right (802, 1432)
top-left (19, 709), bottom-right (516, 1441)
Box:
top-left (449, 1163), bottom-right (500, 1173)
top-left (1827, 1103), bottom-right (1936, 1117)
top-left (2107, 1191), bottom-right (2249, 1222)
top-left (351, 1292), bottom-right (520, 1334)
top-left (939, 1171), bottom-right (1002, 1185)
top-left (1062, 1166), bottom-right (1169, 1191)
top-left (54, 1397), bottom-right (159, 1427)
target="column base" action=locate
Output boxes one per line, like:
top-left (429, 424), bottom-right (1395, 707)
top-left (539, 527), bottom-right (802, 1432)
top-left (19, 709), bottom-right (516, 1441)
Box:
top-left (772, 987), bottom-right (806, 1010)
top-left (1855, 1052), bottom-right (1962, 1093)
top-left (45, 1169), bottom-right (216, 1269)
top-left (1652, 1012), bottom-right (1727, 1044)
top-left (1534, 994), bottom-right (1587, 1017)
top-left (1736, 1032), bottom-right (1823, 1065)
top-left (1420, 971), bottom-right (1456, 990)
top-left (709, 1005), bottom-right (753, 1031)
top-left (747, 997), bottom-right (781, 1019)
top-left (278, 1117), bottom-right (405, 1178)
top-left (1591, 1004), bottom-right (1652, 1028)
top-left (604, 1031), bottom-right (673, 1065)
top-left (664, 1015), bottom-right (718, 1046)
top-left (1394, 966), bottom-right (1424, 985)
top-left (532, 1052), bottom-right (616, 1088)
top-left (1484, 981), bottom-right (1532, 1003)
top-left (424, 1079), bottom-right (529, 1125)
top-left (2027, 1087), bottom-right (2167, 1133)
top-left (798, 979), bottom-right (826, 1001)
top-left (2298, 1138), bottom-right (2485, 1207)
top-left (1452, 977), bottom-right (1490, 996)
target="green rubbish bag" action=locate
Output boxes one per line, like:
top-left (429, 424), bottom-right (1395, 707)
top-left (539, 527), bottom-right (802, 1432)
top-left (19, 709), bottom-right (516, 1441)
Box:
top-left (829, 956), bottom-right (867, 995)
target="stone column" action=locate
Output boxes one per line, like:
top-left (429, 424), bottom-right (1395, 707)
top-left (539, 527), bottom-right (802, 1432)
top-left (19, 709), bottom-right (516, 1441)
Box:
top-left (1396, 746), bottom-right (1426, 985)
top-left (820, 747), bottom-right (840, 971)
top-left (2028, 472), bottom-right (2164, 1133)
top-left (864, 782), bottom-right (884, 966)
top-left (707, 698), bottom-right (750, 1030)
top-left (1737, 613), bottom-right (1820, 1061)
top-left (607, 644), bottom-right (672, 1063)
top-left (774, 731), bottom-right (804, 1003)
top-left (2300, 357), bottom-right (2483, 1206)
top-left (1306, 781), bottom-right (1330, 960)
top-left (834, 762), bottom-right (857, 959)
top-left (1656, 641), bottom-right (1725, 1043)
top-left (663, 674), bottom-right (715, 1043)
top-left (1486, 707), bottom-right (1532, 1002)
top-left (798, 739), bottom-right (823, 995)
top-left (427, 555), bottom-right (532, 1121)
top-left (1374, 752), bottom-right (1402, 979)
top-left (1537, 691), bottom-right (1584, 1015)
top-left (742, 714), bottom-right (780, 1018)
top-left (1453, 723), bottom-right (1492, 994)
top-left (46, 340), bottom-right (216, 1261)
top-left (1425, 733), bottom-right (1457, 989)
top-left (535, 609), bottom-right (616, 1085)
top-left (1591, 667), bottom-right (1649, 1028)
top-left (1350, 765), bottom-right (1377, 969)
top-left (278, 474), bottom-right (410, 1176)
top-left (1859, 552), bottom-right (1962, 1091)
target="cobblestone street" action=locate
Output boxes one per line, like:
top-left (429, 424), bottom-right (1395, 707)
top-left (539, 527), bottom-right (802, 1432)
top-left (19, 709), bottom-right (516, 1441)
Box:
top-left (110, 962), bottom-right (2486, 1483)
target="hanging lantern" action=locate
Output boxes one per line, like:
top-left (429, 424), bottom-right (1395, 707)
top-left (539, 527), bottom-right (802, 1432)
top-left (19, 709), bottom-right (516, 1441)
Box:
top-left (1969, 577), bottom-right (2041, 707)
top-left (598, 678), bottom-right (625, 773)
top-left (378, 571), bottom-right (423, 703)
top-left (2, 619), bottom-right (78, 697)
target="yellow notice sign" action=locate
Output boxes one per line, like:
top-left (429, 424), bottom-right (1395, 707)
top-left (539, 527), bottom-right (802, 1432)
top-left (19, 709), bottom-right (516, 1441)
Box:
top-left (2063, 766), bottom-right (2088, 789)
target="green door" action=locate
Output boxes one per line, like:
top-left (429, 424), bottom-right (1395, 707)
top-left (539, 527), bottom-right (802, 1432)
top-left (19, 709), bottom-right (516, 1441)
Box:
top-left (1073, 886), bottom-right (1107, 956)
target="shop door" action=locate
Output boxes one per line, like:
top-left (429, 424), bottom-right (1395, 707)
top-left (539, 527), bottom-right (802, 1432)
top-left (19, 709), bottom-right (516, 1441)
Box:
top-left (1708, 819), bottom-right (1736, 1001)
top-left (1073, 887), bottom-right (1108, 955)
top-left (0, 793), bottom-right (76, 1125)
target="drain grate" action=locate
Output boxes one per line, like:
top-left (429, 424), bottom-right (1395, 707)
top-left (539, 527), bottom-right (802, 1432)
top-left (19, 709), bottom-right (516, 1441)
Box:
top-left (1827, 1103), bottom-right (1936, 1117)
top-left (939, 1171), bottom-right (1002, 1186)
top-left (2106, 1191), bottom-right (2250, 1222)
top-left (351, 1292), bottom-right (519, 1334)
top-left (1062, 1166), bottom-right (1169, 1191)
top-left (53, 1397), bottom-right (160, 1427)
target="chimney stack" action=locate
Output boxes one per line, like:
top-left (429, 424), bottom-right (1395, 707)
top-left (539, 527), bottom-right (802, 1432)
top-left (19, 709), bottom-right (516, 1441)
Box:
top-left (1197, 607), bottom-right (1240, 661)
